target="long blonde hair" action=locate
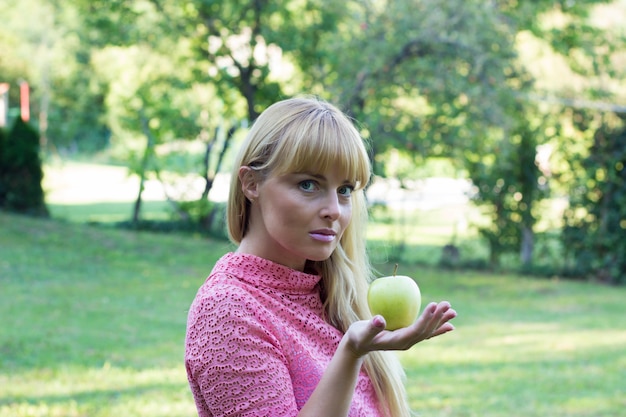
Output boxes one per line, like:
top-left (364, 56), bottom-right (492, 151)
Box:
top-left (227, 96), bottom-right (410, 417)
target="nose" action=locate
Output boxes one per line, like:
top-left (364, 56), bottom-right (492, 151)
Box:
top-left (320, 192), bottom-right (341, 220)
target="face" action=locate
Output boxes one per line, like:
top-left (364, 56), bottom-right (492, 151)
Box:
top-left (238, 165), bottom-right (355, 271)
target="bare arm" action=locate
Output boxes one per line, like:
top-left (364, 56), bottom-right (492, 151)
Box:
top-left (297, 301), bottom-right (457, 417)
top-left (296, 331), bottom-right (369, 417)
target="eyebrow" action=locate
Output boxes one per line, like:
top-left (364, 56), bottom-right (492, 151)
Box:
top-left (296, 171), bottom-right (354, 185)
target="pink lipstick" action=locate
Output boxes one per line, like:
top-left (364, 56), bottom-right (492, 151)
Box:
top-left (309, 229), bottom-right (336, 242)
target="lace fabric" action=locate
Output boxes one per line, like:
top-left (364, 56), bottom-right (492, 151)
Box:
top-left (185, 252), bottom-right (382, 416)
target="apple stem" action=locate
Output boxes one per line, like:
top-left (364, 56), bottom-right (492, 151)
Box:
top-left (393, 263), bottom-right (398, 276)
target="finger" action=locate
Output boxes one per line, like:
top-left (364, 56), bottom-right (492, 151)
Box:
top-left (432, 304), bottom-right (456, 325)
top-left (413, 302), bottom-right (455, 339)
top-left (417, 302), bottom-right (443, 328)
top-left (433, 301), bottom-right (452, 315)
top-left (422, 302), bottom-right (438, 315)
top-left (426, 306), bottom-right (457, 339)
top-left (369, 303), bottom-right (457, 350)
top-left (428, 322), bottom-right (455, 339)
top-left (429, 302), bottom-right (455, 325)
top-left (371, 315), bottom-right (386, 331)
top-left (350, 316), bottom-right (387, 356)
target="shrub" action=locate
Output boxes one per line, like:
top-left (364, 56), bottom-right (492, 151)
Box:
top-left (561, 119), bottom-right (626, 285)
top-left (0, 118), bottom-right (48, 216)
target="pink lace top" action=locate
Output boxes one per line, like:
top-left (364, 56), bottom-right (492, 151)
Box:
top-left (185, 252), bottom-right (383, 416)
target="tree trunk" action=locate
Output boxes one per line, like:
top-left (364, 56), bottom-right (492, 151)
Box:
top-left (520, 225), bottom-right (534, 267)
top-left (199, 124), bottom-right (237, 231)
top-left (132, 112), bottom-right (155, 226)
top-left (131, 173), bottom-right (145, 226)
top-left (200, 127), bottom-right (218, 200)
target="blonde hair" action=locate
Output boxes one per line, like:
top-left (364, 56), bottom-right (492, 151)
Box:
top-left (227, 97), bottom-right (410, 417)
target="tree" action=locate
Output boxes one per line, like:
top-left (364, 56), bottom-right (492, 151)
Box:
top-left (522, 0), bottom-right (626, 280)
top-left (0, 118), bottom-right (48, 216)
top-left (69, 0), bottom-right (352, 226)
top-left (561, 114), bottom-right (626, 284)
top-left (297, 0), bottom-right (546, 266)
top-left (184, 0), bottom-right (349, 120)
top-left (91, 40), bottom-right (208, 224)
top-left (308, 0), bottom-right (619, 269)
top-left (467, 103), bottom-right (549, 268)
top-left (0, 0), bottom-right (112, 153)
top-left (5, 0), bottom-right (625, 276)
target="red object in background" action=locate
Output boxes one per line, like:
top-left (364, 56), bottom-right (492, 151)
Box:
top-left (0, 83), bottom-right (8, 127)
top-left (20, 81), bottom-right (30, 122)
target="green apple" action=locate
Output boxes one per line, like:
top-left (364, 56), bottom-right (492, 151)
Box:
top-left (367, 264), bottom-right (421, 330)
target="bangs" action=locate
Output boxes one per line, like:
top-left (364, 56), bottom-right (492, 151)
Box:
top-left (266, 106), bottom-right (371, 189)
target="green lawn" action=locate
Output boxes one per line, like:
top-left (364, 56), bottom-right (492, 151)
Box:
top-left (1, 211), bottom-right (624, 416)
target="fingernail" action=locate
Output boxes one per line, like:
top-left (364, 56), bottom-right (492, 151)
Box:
top-left (373, 315), bottom-right (385, 328)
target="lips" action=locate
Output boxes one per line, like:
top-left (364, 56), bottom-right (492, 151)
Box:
top-left (309, 229), bottom-right (337, 242)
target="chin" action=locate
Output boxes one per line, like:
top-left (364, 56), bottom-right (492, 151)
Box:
top-left (306, 249), bottom-right (335, 262)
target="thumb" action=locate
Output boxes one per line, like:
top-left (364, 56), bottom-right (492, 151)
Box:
top-left (371, 315), bottom-right (386, 331)
top-left (345, 316), bottom-right (387, 357)
top-left (364, 315), bottom-right (386, 341)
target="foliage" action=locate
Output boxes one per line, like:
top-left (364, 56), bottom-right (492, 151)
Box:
top-left (0, 0), bottom-right (112, 152)
top-left (561, 116), bottom-right (626, 284)
top-left (0, 119), bottom-right (48, 216)
top-left (311, 0), bottom-right (550, 267)
top-left (187, 0), bottom-right (286, 119)
top-left (298, 0), bottom-right (522, 168)
top-left (467, 103), bottom-right (550, 267)
top-left (0, 128), bottom-right (5, 202)
top-left (114, 200), bottom-right (229, 240)
top-left (2, 0), bottom-right (626, 278)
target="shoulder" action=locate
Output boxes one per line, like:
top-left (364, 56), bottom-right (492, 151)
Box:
top-left (185, 271), bottom-right (288, 371)
top-left (188, 271), bottom-right (262, 322)
top-left (185, 271), bottom-right (282, 359)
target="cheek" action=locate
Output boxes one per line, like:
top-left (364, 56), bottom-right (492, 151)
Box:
top-left (266, 194), bottom-right (307, 226)
top-left (339, 204), bottom-right (353, 228)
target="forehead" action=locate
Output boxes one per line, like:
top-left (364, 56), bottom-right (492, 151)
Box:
top-left (275, 149), bottom-right (365, 184)
top-left (257, 110), bottom-right (371, 188)
top-left (285, 166), bottom-right (354, 183)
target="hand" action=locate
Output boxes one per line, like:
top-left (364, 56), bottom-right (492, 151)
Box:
top-left (344, 301), bottom-right (457, 357)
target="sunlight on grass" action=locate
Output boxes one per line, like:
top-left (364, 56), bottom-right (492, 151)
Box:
top-left (0, 366), bottom-right (195, 417)
top-left (394, 269), bottom-right (626, 417)
top-left (2, 160), bottom-right (625, 417)
top-left (367, 204), bottom-right (481, 245)
top-left (47, 201), bottom-right (171, 223)
top-left (43, 161), bottom-right (156, 205)
top-left (400, 324), bottom-right (626, 417)
top-left (43, 161), bottom-right (175, 223)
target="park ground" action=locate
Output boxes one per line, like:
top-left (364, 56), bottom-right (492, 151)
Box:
top-left (0, 161), bottom-right (624, 416)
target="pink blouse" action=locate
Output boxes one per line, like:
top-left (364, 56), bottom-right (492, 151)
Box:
top-left (185, 252), bottom-right (383, 416)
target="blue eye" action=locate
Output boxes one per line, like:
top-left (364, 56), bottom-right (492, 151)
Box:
top-left (299, 180), bottom-right (317, 191)
top-left (338, 185), bottom-right (354, 197)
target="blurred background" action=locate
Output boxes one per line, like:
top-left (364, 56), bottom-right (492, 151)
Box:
top-left (1, 1), bottom-right (625, 416)
top-left (2, 0), bottom-right (626, 280)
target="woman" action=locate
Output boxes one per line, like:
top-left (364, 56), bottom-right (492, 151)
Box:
top-left (185, 96), bottom-right (456, 416)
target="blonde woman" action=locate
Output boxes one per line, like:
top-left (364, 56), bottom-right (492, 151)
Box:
top-left (185, 97), bottom-right (456, 417)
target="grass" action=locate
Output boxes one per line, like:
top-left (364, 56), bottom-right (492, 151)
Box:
top-left (2, 160), bottom-right (624, 416)
top-left (396, 269), bottom-right (626, 416)
top-left (1, 212), bottom-right (625, 416)
top-left (0, 211), bottom-right (234, 417)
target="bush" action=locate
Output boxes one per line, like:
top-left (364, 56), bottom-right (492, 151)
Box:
top-left (0, 127), bottom-right (6, 205)
top-left (114, 200), bottom-right (229, 240)
top-left (0, 118), bottom-right (48, 216)
top-left (561, 119), bottom-right (626, 285)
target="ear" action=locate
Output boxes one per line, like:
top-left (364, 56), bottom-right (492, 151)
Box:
top-left (238, 166), bottom-right (260, 201)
